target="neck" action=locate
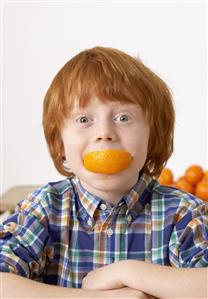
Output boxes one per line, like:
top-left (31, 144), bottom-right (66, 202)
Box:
top-left (79, 176), bottom-right (138, 205)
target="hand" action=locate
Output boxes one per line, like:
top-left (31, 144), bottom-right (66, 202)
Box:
top-left (82, 261), bottom-right (125, 290)
top-left (106, 287), bottom-right (157, 299)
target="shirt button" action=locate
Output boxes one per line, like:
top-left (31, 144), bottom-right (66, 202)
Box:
top-left (107, 228), bottom-right (113, 237)
top-left (100, 203), bottom-right (107, 211)
top-left (127, 215), bottom-right (132, 223)
top-left (87, 218), bottom-right (93, 226)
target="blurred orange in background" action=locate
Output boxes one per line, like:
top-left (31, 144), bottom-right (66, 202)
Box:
top-left (158, 168), bottom-right (174, 186)
top-left (185, 165), bottom-right (204, 185)
top-left (158, 165), bottom-right (208, 202)
top-left (195, 181), bottom-right (208, 201)
top-left (202, 171), bottom-right (208, 182)
top-left (175, 176), bottom-right (195, 194)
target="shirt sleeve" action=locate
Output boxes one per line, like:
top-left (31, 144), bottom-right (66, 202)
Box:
top-left (169, 197), bottom-right (208, 268)
top-left (0, 191), bottom-right (52, 279)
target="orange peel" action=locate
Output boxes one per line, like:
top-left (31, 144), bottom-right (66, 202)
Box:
top-left (83, 149), bottom-right (132, 174)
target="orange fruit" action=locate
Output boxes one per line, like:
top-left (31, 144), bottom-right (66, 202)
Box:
top-left (83, 149), bottom-right (132, 174)
top-left (201, 170), bottom-right (208, 183)
top-left (166, 181), bottom-right (176, 188)
top-left (195, 180), bottom-right (208, 201)
top-left (185, 165), bottom-right (204, 186)
top-left (175, 176), bottom-right (195, 194)
top-left (158, 168), bottom-right (174, 185)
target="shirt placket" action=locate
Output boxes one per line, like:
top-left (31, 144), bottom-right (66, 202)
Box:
top-left (93, 204), bottom-right (115, 267)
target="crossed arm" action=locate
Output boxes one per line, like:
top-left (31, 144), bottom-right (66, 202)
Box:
top-left (82, 260), bottom-right (208, 299)
top-left (1, 261), bottom-right (207, 298)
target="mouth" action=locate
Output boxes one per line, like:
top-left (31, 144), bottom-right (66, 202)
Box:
top-left (83, 149), bottom-right (133, 175)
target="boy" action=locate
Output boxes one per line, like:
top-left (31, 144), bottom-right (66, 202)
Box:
top-left (0, 46), bottom-right (207, 299)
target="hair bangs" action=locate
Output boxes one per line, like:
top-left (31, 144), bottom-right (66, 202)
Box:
top-left (65, 57), bottom-right (146, 114)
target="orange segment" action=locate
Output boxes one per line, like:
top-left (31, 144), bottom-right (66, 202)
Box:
top-left (83, 149), bottom-right (132, 174)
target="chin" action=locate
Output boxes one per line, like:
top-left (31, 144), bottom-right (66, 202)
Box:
top-left (83, 171), bottom-right (133, 191)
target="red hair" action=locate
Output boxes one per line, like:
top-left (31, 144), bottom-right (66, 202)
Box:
top-left (43, 46), bottom-right (175, 178)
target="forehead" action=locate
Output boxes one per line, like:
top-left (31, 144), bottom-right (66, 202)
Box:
top-left (70, 95), bottom-right (142, 112)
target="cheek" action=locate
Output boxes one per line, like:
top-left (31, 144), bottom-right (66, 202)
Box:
top-left (61, 126), bottom-right (89, 169)
top-left (128, 128), bottom-right (149, 157)
top-left (63, 136), bottom-right (86, 165)
top-left (129, 132), bottom-right (148, 149)
top-left (64, 141), bottom-right (79, 158)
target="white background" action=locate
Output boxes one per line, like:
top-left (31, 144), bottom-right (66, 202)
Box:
top-left (1, 1), bottom-right (207, 194)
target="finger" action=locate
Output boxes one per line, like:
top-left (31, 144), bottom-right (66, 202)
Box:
top-left (81, 277), bottom-right (87, 288)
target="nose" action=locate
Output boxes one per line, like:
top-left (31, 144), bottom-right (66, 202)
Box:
top-left (96, 136), bottom-right (112, 141)
top-left (94, 123), bottom-right (117, 143)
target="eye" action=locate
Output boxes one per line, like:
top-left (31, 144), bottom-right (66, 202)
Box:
top-left (115, 114), bottom-right (130, 122)
top-left (77, 116), bottom-right (89, 123)
top-left (120, 115), bottom-right (129, 122)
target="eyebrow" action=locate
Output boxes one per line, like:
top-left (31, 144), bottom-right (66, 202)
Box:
top-left (69, 102), bottom-right (141, 116)
top-left (69, 109), bottom-right (88, 117)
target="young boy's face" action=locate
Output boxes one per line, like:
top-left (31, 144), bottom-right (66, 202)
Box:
top-left (61, 95), bottom-right (150, 204)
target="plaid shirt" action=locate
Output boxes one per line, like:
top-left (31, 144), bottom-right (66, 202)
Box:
top-left (0, 173), bottom-right (207, 288)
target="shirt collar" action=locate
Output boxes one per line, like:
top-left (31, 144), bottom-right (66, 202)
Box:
top-left (71, 177), bottom-right (101, 218)
top-left (71, 172), bottom-right (154, 219)
top-left (123, 172), bottom-right (154, 211)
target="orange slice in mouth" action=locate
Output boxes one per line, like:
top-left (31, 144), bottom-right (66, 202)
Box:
top-left (83, 149), bottom-right (133, 174)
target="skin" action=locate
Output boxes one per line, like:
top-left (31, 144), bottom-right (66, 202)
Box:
top-left (61, 95), bottom-right (150, 205)
top-left (1, 272), bottom-right (155, 299)
top-left (82, 260), bottom-right (207, 299)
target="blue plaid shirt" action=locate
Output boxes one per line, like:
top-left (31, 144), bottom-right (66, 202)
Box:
top-left (0, 173), bottom-right (207, 288)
